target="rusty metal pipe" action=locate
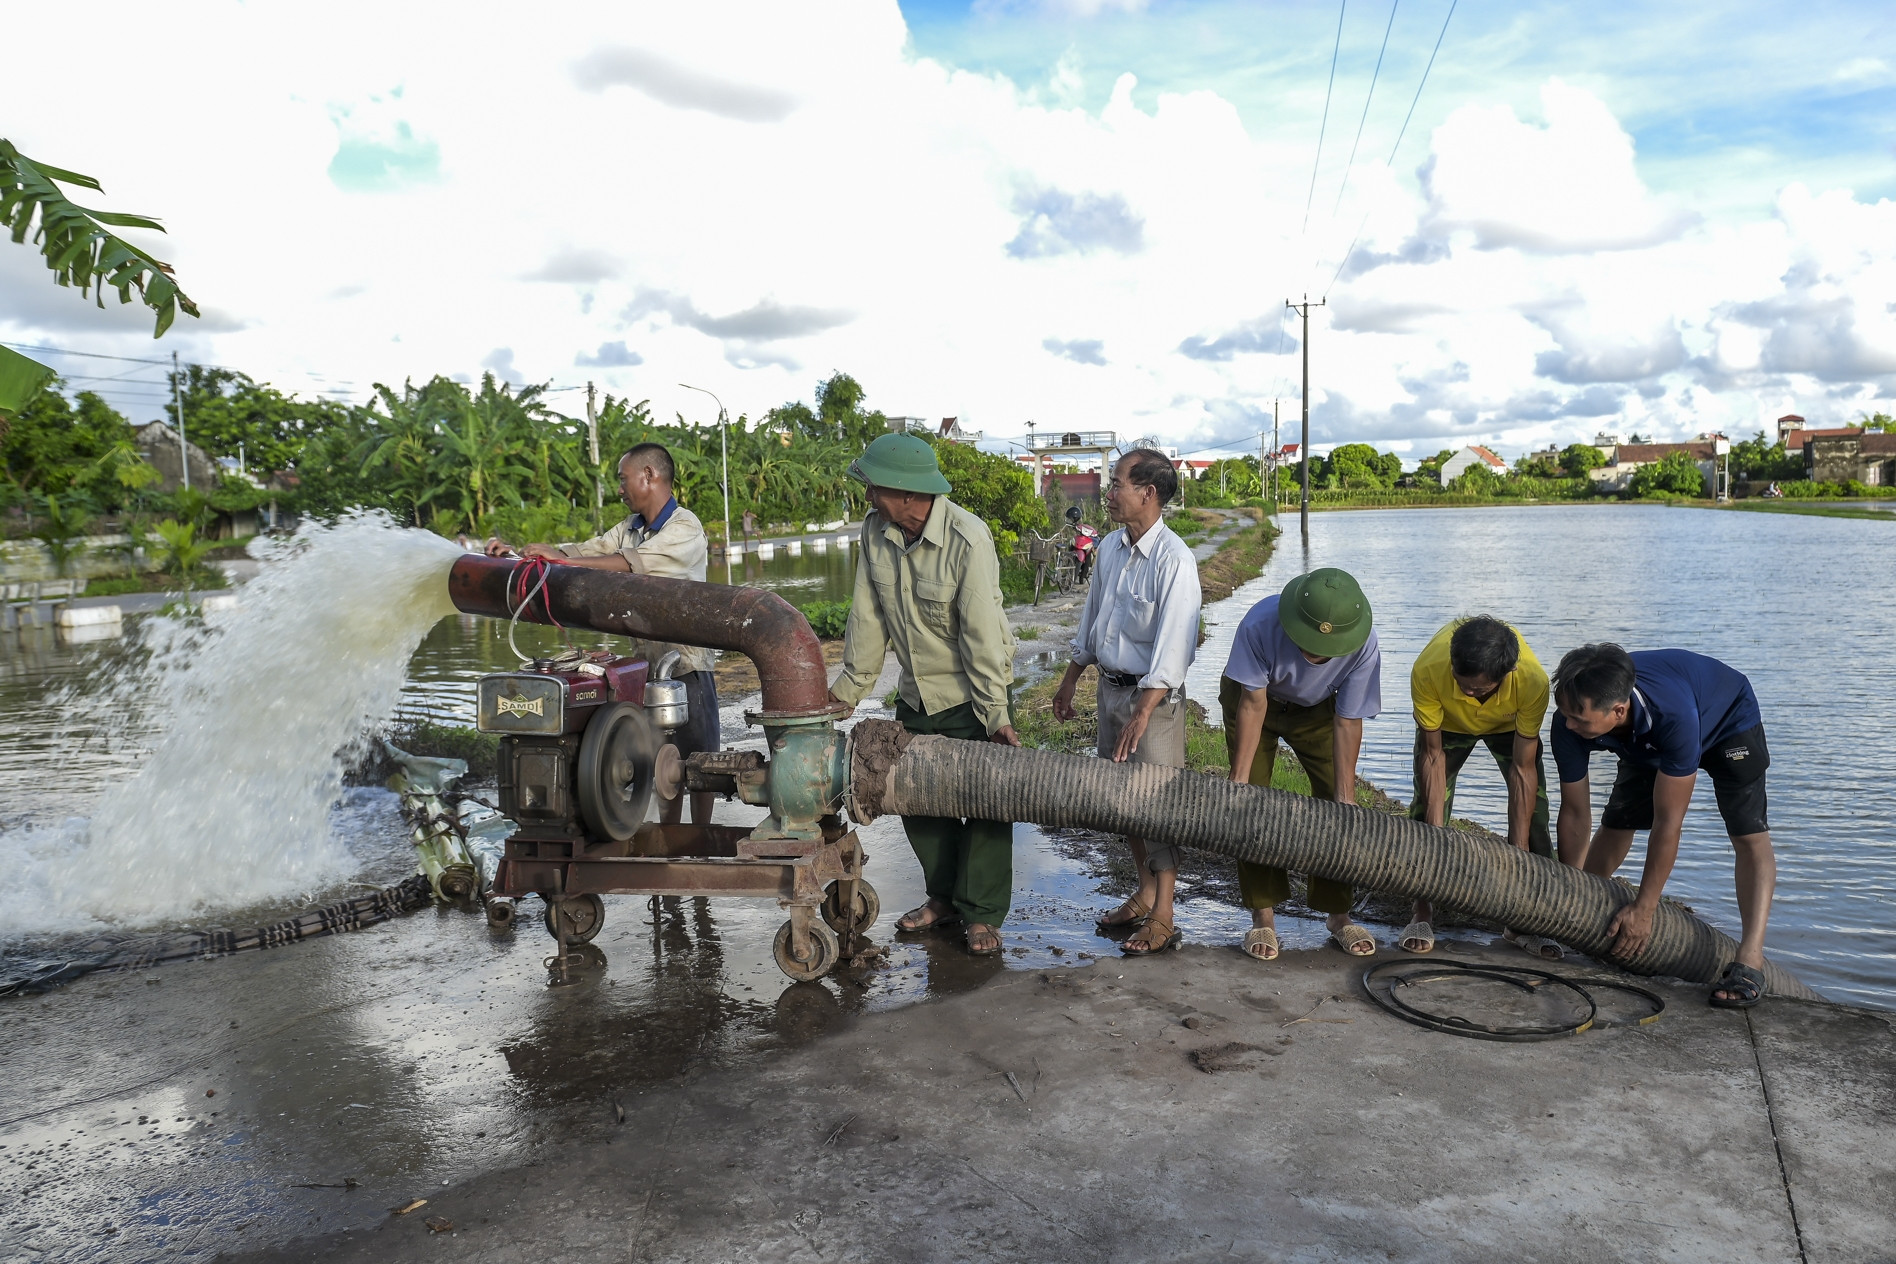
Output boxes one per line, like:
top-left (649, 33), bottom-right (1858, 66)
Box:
top-left (447, 555), bottom-right (835, 718)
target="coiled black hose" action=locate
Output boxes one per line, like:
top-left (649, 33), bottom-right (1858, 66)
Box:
top-left (848, 721), bottom-right (1817, 1001)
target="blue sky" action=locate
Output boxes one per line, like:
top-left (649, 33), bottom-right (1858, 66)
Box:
top-left (3, 0), bottom-right (1894, 459)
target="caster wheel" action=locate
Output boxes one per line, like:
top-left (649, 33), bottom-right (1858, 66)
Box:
top-left (821, 879), bottom-right (880, 936)
top-left (543, 893), bottom-right (605, 944)
top-left (772, 918), bottom-right (841, 983)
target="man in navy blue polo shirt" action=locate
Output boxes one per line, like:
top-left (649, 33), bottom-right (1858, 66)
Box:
top-left (1549, 643), bottom-right (1775, 1008)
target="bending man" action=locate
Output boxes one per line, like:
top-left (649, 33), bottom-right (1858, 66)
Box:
top-left (1406, 615), bottom-right (1555, 958)
top-left (1052, 449), bottom-right (1201, 956)
top-left (485, 442), bottom-right (719, 827)
top-left (1220, 568), bottom-right (1382, 962)
top-left (828, 434), bottom-right (1020, 957)
top-left (1550, 643), bottom-right (1776, 1008)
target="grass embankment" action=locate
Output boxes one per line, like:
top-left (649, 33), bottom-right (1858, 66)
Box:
top-left (1721, 501), bottom-right (1896, 522)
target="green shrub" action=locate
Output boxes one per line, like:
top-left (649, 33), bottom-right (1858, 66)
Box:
top-left (797, 598), bottom-right (852, 639)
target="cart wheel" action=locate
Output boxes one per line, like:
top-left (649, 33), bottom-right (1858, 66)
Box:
top-left (772, 918), bottom-right (841, 983)
top-left (544, 894), bottom-right (605, 944)
top-left (821, 879), bottom-right (880, 936)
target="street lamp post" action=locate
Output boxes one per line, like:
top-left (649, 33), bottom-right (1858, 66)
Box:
top-left (679, 383), bottom-right (733, 585)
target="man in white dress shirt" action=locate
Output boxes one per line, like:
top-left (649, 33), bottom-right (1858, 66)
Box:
top-left (1052, 448), bottom-right (1202, 955)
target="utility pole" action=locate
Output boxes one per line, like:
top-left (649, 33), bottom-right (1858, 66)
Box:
top-left (1269, 398), bottom-right (1279, 515)
top-left (585, 381), bottom-right (602, 532)
top-left (1285, 296), bottom-right (1325, 540)
top-left (171, 350), bottom-right (189, 492)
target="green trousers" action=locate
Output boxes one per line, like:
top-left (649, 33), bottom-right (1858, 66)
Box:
top-left (893, 698), bottom-right (1015, 927)
top-left (1409, 727), bottom-right (1553, 858)
top-left (1219, 676), bottom-right (1356, 915)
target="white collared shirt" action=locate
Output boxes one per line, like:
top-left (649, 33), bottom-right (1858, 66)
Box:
top-left (1069, 518), bottom-right (1201, 690)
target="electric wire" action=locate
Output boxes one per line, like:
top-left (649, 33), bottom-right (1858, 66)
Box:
top-left (1330, 0), bottom-right (1401, 220)
top-left (1300, 0), bottom-right (1349, 236)
top-left (1322, 0), bottom-right (1458, 299)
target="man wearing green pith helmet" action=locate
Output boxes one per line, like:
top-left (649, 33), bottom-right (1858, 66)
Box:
top-left (827, 433), bottom-right (1020, 957)
top-left (1220, 568), bottom-right (1384, 962)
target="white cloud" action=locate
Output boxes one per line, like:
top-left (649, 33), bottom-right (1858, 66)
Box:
top-left (1420, 80), bottom-right (1697, 254)
top-left (0, 2), bottom-right (1891, 461)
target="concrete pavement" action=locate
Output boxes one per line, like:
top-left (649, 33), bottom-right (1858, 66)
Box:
top-left (220, 939), bottom-right (1895, 1264)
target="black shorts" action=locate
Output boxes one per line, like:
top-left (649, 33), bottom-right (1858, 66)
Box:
top-left (671, 669), bottom-right (722, 758)
top-left (1600, 724), bottom-right (1769, 837)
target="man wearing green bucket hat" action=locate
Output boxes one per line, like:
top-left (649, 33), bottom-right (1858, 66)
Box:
top-left (1219, 567), bottom-right (1383, 962)
top-left (829, 433), bottom-right (1021, 957)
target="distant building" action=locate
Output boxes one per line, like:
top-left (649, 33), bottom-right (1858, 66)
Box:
top-left (1592, 431), bottom-right (1622, 449)
top-left (133, 421), bottom-right (219, 494)
top-left (1782, 425), bottom-right (1862, 454)
top-left (1589, 440), bottom-right (1719, 494)
top-left (1523, 445), bottom-right (1562, 471)
top-left (1776, 414), bottom-right (1806, 446)
top-left (1438, 445), bottom-right (1508, 486)
top-left (1807, 432), bottom-right (1896, 486)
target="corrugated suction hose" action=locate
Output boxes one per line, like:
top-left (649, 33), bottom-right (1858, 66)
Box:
top-left (848, 721), bottom-right (1816, 1001)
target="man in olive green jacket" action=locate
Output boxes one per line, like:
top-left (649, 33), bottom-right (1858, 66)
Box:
top-left (828, 433), bottom-right (1020, 956)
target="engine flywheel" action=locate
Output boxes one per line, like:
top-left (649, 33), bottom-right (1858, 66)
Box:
top-left (575, 702), bottom-right (659, 841)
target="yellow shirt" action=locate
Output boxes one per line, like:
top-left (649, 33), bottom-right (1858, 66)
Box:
top-left (1410, 621), bottom-right (1548, 738)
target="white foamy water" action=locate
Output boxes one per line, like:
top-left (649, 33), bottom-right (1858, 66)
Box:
top-left (0, 513), bottom-right (462, 937)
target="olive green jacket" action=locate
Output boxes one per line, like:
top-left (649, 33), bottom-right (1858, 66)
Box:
top-left (832, 496), bottom-right (1016, 734)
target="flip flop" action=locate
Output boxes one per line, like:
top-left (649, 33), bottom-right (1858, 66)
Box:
top-left (964, 923), bottom-right (1003, 957)
top-left (1241, 926), bottom-right (1280, 961)
top-left (1397, 920), bottom-right (1435, 954)
top-left (1328, 923), bottom-right (1377, 957)
top-left (1505, 930), bottom-right (1564, 961)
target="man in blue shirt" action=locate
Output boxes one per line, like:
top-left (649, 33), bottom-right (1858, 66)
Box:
top-left (1221, 568), bottom-right (1383, 963)
top-left (1550, 643), bottom-right (1775, 1007)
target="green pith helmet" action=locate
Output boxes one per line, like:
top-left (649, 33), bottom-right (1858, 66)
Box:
top-left (848, 432), bottom-right (952, 495)
top-left (1277, 567), bottom-right (1373, 657)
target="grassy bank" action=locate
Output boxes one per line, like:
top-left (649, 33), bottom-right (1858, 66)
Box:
top-left (1720, 501), bottom-right (1896, 522)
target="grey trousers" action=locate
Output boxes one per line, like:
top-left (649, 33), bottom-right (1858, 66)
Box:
top-left (1097, 679), bottom-right (1189, 874)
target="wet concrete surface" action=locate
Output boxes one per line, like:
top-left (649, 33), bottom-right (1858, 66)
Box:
top-left (212, 941), bottom-right (1896, 1264)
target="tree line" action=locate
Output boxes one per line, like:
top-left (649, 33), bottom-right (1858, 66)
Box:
top-left (0, 366), bottom-right (1047, 551)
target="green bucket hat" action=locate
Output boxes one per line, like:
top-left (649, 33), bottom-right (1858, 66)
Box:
top-left (1277, 568), bottom-right (1373, 657)
top-left (848, 432), bottom-right (952, 495)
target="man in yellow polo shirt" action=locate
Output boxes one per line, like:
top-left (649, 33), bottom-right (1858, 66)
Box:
top-left (1403, 615), bottom-right (1555, 957)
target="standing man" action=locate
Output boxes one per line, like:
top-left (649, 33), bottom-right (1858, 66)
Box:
top-left (1052, 450), bottom-right (1201, 956)
top-left (1220, 569), bottom-right (1382, 962)
top-left (1550, 644), bottom-right (1777, 1008)
top-left (486, 442), bottom-right (720, 828)
top-left (827, 433), bottom-right (1021, 957)
top-left (1406, 615), bottom-right (1556, 958)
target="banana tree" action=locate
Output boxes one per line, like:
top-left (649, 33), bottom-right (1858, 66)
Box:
top-left (1, 139), bottom-right (198, 337)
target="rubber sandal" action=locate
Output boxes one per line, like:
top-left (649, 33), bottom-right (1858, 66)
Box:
top-left (896, 900), bottom-right (961, 933)
top-left (1398, 920), bottom-right (1435, 954)
top-left (1241, 926), bottom-right (1280, 961)
top-left (1709, 961), bottom-right (1765, 1009)
top-left (1328, 923), bottom-right (1377, 957)
top-left (1123, 915), bottom-right (1181, 956)
top-left (1095, 896), bottom-right (1151, 931)
top-left (1505, 930), bottom-right (1564, 962)
top-left (965, 923), bottom-right (1003, 957)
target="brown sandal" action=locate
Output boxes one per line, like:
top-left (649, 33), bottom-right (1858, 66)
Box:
top-left (896, 899), bottom-right (960, 933)
top-left (965, 923), bottom-right (1003, 956)
top-left (1123, 916), bottom-right (1181, 955)
top-left (1095, 895), bottom-right (1151, 931)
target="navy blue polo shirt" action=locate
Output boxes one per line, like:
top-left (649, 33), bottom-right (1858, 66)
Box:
top-left (1551, 650), bottom-right (1762, 783)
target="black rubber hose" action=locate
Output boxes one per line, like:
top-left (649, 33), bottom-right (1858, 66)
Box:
top-left (848, 721), bottom-right (1817, 1001)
